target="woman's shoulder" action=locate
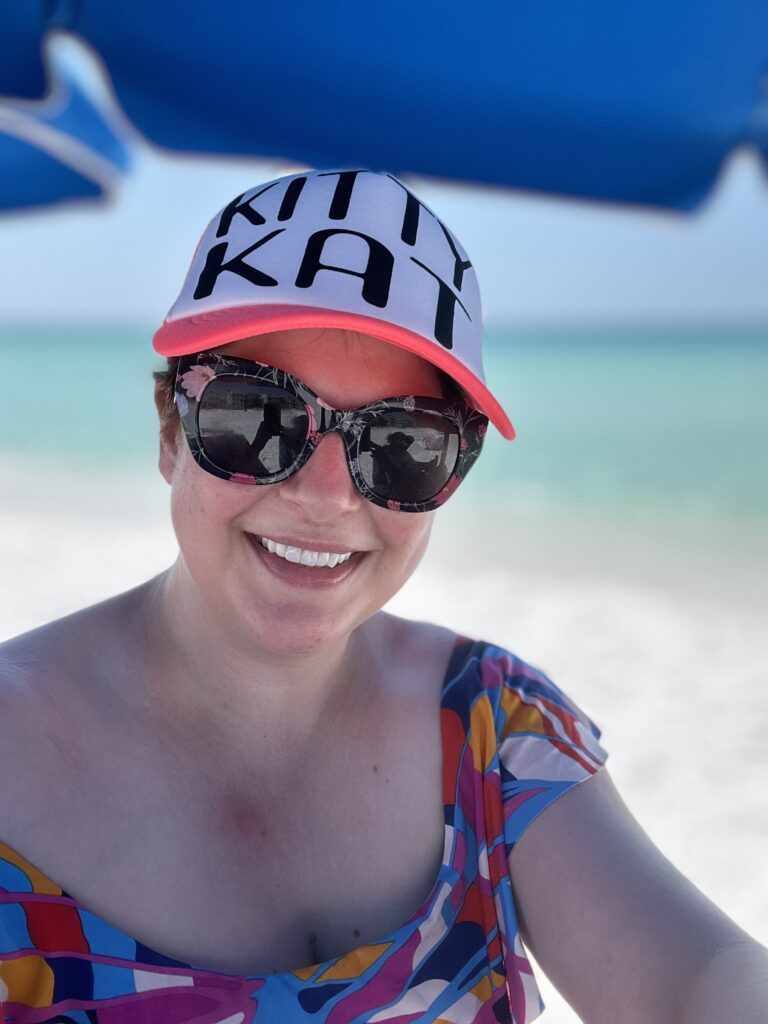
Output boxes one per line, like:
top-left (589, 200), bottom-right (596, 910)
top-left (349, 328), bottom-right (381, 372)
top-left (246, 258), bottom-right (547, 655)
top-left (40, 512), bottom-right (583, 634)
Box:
top-left (0, 576), bottom-right (158, 684)
top-left (0, 619), bottom-right (80, 841)
top-left (0, 583), bottom-right (152, 770)
top-left (374, 615), bottom-right (551, 685)
top-left (374, 617), bottom-right (597, 729)
top-left (0, 594), bottom-right (120, 695)
top-left (0, 614), bottom-right (82, 723)
top-left (0, 588), bottom-right (151, 846)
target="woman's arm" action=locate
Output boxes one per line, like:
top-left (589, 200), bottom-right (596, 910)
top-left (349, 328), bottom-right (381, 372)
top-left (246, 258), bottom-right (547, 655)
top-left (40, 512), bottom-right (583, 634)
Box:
top-left (679, 940), bottom-right (768, 1024)
top-left (508, 767), bottom-right (767, 1024)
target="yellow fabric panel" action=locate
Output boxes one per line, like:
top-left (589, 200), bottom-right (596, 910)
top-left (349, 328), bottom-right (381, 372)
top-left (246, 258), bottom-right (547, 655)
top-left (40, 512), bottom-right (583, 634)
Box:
top-left (498, 687), bottom-right (546, 737)
top-left (470, 972), bottom-right (493, 1002)
top-left (0, 843), bottom-right (62, 896)
top-left (291, 964), bottom-right (317, 980)
top-left (469, 696), bottom-right (497, 772)
top-left (0, 955), bottom-right (55, 1008)
top-left (315, 941), bottom-right (393, 981)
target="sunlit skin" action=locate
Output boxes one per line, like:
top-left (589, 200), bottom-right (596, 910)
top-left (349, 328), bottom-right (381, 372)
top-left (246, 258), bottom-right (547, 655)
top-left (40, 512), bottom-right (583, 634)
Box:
top-left (150, 327), bottom-right (448, 742)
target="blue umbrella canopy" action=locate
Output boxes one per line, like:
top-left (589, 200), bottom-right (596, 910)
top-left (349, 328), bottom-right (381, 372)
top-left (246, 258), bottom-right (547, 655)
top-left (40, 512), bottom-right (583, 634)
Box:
top-left (0, 64), bottom-right (129, 211)
top-left (1, 0), bottom-right (767, 211)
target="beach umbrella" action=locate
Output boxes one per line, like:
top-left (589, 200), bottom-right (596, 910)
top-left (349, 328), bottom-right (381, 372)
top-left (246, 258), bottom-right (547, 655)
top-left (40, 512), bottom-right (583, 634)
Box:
top-left (1, 0), bottom-right (767, 212)
top-left (0, 62), bottom-right (129, 211)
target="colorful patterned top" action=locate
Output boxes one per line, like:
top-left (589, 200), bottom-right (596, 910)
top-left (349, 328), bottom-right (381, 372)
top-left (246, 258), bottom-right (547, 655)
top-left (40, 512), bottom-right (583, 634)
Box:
top-left (0, 638), bottom-right (608, 1024)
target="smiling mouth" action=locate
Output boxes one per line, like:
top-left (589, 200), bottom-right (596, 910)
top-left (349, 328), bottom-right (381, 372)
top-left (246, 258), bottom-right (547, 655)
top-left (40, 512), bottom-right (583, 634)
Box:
top-left (257, 535), bottom-right (354, 568)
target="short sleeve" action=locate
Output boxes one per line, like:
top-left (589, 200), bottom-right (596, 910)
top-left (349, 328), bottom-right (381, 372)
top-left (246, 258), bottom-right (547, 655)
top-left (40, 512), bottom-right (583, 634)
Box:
top-left (483, 647), bottom-right (609, 852)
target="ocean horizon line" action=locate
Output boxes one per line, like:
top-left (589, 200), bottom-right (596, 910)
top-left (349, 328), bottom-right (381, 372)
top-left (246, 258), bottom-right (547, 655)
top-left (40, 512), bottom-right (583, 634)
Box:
top-left (1, 318), bottom-right (767, 338)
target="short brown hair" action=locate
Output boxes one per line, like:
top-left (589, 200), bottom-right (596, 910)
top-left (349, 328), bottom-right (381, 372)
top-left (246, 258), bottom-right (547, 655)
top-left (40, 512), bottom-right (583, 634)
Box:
top-left (153, 356), bottom-right (181, 426)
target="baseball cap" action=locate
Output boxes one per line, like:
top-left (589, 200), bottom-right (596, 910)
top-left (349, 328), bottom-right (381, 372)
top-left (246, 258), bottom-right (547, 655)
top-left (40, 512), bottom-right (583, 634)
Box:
top-left (153, 168), bottom-right (515, 439)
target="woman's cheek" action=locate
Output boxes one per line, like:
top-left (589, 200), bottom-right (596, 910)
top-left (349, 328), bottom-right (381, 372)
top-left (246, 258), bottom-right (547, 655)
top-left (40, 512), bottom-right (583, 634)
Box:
top-left (380, 509), bottom-right (435, 572)
top-left (169, 461), bottom-right (239, 547)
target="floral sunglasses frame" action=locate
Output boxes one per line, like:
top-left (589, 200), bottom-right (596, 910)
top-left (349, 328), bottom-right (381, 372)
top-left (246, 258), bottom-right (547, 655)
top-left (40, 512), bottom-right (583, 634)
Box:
top-left (174, 351), bottom-right (488, 513)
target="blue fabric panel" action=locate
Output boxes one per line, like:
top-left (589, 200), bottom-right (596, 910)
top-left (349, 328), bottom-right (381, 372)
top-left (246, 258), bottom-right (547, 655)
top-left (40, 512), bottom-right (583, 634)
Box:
top-left (0, 900), bottom-right (34, 952)
top-left (91, 960), bottom-right (140, 999)
top-left (79, 909), bottom-right (138, 963)
top-left (0, 854), bottom-right (35, 893)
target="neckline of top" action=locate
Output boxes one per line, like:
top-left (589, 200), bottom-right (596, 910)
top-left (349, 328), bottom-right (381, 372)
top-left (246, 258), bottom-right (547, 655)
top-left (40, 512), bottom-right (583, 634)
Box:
top-left (1, 637), bottom-right (483, 980)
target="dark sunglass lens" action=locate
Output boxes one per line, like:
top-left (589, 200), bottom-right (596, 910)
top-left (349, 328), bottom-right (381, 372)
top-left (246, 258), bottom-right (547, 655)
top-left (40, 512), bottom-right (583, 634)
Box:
top-left (197, 377), bottom-right (308, 476)
top-left (359, 412), bottom-right (459, 503)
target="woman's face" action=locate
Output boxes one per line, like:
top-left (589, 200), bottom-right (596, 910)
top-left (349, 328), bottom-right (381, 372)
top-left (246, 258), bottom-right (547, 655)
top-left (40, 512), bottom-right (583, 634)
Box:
top-left (157, 328), bottom-right (445, 655)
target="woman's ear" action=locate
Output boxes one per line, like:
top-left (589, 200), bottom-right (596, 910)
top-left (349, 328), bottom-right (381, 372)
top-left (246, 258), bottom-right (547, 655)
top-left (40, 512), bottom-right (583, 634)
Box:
top-left (154, 382), bottom-right (180, 484)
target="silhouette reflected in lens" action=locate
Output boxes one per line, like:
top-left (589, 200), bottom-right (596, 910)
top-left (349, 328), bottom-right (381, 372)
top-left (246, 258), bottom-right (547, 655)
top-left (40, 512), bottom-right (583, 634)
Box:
top-left (361, 415), bottom-right (458, 502)
top-left (198, 377), bottom-right (308, 476)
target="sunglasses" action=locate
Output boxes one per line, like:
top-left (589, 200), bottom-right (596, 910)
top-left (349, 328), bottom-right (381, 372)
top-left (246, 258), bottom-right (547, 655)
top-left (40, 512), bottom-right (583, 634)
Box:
top-left (174, 352), bottom-right (488, 512)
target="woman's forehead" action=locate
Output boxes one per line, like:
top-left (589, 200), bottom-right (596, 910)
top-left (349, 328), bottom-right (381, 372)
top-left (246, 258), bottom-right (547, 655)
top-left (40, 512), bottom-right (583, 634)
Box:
top-left (215, 328), bottom-right (445, 403)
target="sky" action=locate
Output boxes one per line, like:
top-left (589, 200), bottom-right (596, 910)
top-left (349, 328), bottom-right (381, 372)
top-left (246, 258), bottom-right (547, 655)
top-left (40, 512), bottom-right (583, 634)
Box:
top-left (2, 38), bottom-right (768, 328)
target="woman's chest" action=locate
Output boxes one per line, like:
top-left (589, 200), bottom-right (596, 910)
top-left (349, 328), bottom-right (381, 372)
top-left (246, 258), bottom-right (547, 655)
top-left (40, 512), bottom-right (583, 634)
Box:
top-left (111, 751), bottom-right (444, 972)
top-left (8, 696), bottom-right (447, 976)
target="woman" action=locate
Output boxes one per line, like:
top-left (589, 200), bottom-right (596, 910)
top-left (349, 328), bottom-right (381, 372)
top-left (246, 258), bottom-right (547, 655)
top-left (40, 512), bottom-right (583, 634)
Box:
top-left (0, 169), bottom-right (765, 1024)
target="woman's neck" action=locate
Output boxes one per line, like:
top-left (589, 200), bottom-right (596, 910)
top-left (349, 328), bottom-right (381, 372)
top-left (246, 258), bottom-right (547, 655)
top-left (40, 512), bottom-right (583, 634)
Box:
top-left (127, 565), bottom-right (383, 770)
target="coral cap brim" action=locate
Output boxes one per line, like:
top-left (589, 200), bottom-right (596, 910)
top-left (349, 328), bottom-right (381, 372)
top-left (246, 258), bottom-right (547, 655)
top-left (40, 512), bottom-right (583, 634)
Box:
top-left (153, 304), bottom-right (515, 440)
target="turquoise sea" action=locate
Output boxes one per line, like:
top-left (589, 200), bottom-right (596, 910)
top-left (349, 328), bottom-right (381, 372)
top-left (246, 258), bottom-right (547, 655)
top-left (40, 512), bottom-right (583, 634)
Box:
top-left (2, 323), bottom-right (766, 536)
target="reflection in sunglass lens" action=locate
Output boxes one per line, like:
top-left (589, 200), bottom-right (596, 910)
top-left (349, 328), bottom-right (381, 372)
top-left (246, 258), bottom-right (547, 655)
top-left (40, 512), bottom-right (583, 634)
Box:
top-left (197, 377), bottom-right (308, 476)
top-left (359, 411), bottom-right (459, 503)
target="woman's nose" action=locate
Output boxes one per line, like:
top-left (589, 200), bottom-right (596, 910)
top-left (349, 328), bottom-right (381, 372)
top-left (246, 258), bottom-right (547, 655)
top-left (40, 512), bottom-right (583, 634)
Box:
top-left (276, 431), bottom-right (361, 519)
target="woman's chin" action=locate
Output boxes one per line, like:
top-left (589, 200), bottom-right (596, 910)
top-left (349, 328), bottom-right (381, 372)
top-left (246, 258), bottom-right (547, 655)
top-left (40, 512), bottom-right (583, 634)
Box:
top-left (228, 602), bottom-right (364, 658)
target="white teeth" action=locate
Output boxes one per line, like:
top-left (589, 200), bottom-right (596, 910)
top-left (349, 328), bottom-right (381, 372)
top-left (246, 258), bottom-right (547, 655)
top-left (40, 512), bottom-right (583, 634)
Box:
top-left (256, 536), bottom-right (353, 569)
